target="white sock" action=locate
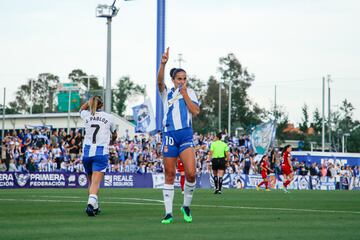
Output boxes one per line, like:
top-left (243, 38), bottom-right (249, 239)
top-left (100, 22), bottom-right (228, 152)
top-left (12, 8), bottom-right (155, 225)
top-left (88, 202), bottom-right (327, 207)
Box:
top-left (88, 194), bottom-right (98, 208)
top-left (163, 184), bottom-right (174, 215)
top-left (183, 180), bottom-right (196, 207)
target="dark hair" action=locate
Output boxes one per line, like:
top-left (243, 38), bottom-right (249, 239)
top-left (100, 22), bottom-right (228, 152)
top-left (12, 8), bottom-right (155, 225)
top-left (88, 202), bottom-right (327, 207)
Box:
top-left (259, 154), bottom-right (268, 165)
top-left (281, 145), bottom-right (291, 156)
top-left (169, 68), bottom-right (186, 79)
top-left (216, 132), bottom-right (223, 140)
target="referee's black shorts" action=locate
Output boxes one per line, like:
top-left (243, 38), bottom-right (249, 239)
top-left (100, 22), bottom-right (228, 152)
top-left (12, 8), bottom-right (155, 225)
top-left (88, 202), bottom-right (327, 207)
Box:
top-left (211, 157), bottom-right (226, 170)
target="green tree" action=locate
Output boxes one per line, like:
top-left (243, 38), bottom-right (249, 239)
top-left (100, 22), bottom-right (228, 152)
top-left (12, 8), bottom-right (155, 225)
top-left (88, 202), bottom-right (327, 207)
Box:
top-left (0, 104), bottom-right (19, 114)
top-left (193, 76), bottom-right (219, 133)
top-left (187, 76), bottom-right (209, 133)
top-left (9, 80), bottom-right (31, 113)
top-left (9, 73), bottom-right (59, 113)
top-left (68, 69), bottom-right (103, 99)
top-left (347, 121), bottom-right (360, 152)
top-left (274, 105), bottom-right (289, 144)
top-left (68, 69), bottom-right (102, 90)
top-left (299, 103), bottom-right (309, 134)
top-left (218, 53), bottom-right (264, 133)
top-left (331, 99), bottom-right (359, 152)
top-left (112, 76), bottom-right (145, 116)
top-left (310, 108), bottom-right (322, 134)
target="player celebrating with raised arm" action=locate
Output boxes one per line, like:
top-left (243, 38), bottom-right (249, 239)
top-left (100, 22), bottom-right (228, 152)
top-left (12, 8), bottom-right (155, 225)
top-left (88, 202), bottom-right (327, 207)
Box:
top-left (281, 145), bottom-right (294, 193)
top-left (157, 47), bottom-right (200, 224)
top-left (80, 96), bottom-right (117, 216)
top-left (256, 154), bottom-right (274, 191)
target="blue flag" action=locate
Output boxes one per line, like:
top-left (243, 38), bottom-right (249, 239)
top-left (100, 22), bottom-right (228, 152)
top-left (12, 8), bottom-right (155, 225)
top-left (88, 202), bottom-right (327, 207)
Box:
top-left (132, 98), bottom-right (156, 133)
top-left (250, 120), bottom-right (277, 155)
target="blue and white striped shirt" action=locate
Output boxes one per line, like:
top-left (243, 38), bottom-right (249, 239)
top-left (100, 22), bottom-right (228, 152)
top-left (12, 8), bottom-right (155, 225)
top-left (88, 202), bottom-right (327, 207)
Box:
top-left (80, 110), bottom-right (116, 157)
top-left (160, 86), bottom-right (199, 132)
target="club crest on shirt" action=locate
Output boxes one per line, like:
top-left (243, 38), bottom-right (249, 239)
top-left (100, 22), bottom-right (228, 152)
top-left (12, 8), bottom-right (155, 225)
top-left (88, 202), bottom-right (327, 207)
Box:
top-left (163, 146), bottom-right (168, 153)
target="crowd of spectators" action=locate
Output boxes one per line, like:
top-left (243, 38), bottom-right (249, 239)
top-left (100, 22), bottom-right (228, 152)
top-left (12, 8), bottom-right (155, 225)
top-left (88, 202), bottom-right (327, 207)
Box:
top-left (1, 128), bottom-right (359, 186)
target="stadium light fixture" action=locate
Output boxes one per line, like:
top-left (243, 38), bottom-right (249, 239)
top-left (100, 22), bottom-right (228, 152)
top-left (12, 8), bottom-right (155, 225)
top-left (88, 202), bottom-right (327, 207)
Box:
top-left (96, 0), bottom-right (133, 113)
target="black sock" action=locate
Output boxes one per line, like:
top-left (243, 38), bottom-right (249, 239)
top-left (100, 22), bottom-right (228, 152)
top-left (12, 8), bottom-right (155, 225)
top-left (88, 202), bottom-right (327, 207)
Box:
top-left (213, 176), bottom-right (218, 190)
top-left (218, 177), bottom-right (223, 191)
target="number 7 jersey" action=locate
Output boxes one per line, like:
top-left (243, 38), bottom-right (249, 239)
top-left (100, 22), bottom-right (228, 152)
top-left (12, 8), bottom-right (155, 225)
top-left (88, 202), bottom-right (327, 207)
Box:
top-left (80, 110), bottom-right (116, 157)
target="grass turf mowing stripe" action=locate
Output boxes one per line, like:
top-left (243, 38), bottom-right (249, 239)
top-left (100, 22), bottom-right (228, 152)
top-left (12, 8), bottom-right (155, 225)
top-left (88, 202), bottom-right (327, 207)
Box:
top-left (36, 195), bottom-right (164, 203)
top-left (1, 196), bottom-right (359, 215)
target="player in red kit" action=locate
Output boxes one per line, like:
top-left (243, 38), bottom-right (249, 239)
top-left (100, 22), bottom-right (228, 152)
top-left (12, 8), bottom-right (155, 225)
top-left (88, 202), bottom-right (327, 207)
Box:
top-left (281, 145), bottom-right (294, 193)
top-left (256, 155), bottom-right (273, 191)
top-left (177, 158), bottom-right (185, 194)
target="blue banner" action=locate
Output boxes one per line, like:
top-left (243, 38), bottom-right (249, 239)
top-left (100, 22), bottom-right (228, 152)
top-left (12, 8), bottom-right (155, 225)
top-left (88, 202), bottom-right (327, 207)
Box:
top-left (102, 173), bottom-right (153, 188)
top-left (0, 172), bottom-right (88, 188)
top-left (292, 152), bottom-right (360, 167)
top-left (0, 172), bottom-right (358, 190)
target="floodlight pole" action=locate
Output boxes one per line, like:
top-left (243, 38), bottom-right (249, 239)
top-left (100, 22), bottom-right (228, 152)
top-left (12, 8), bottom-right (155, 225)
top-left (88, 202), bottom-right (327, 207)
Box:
top-left (105, 16), bottom-right (112, 113)
top-left (30, 78), bottom-right (33, 114)
top-left (2, 88), bottom-right (5, 142)
top-left (218, 82), bottom-right (222, 132)
top-left (97, 2), bottom-right (120, 113)
top-left (228, 81), bottom-right (232, 137)
top-left (68, 89), bottom-right (72, 134)
top-left (321, 77), bottom-right (325, 152)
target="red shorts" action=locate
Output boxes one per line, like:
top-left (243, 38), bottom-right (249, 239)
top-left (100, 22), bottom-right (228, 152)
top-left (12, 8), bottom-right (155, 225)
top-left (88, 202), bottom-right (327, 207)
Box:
top-left (282, 165), bottom-right (292, 175)
top-left (177, 159), bottom-right (184, 172)
top-left (261, 172), bottom-right (268, 179)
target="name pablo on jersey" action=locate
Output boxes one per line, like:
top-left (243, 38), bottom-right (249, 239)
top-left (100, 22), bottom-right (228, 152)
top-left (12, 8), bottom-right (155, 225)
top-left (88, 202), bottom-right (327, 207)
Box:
top-left (86, 116), bottom-right (109, 124)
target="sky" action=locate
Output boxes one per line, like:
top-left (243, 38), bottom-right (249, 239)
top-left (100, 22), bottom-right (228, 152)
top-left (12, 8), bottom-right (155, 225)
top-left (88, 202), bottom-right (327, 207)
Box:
top-left (0, 0), bottom-right (359, 126)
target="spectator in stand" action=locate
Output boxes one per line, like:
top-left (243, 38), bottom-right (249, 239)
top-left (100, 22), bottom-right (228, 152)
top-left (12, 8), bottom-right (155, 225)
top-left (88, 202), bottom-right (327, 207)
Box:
top-left (60, 160), bottom-right (68, 172)
top-left (242, 152), bottom-right (252, 175)
top-left (52, 143), bottom-right (63, 169)
top-left (27, 156), bottom-right (37, 172)
top-left (17, 158), bottom-right (28, 172)
top-left (309, 162), bottom-right (320, 177)
top-left (67, 138), bottom-right (80, 160)
top-left (74, 130), bottom-right (83, 149)
top-left (298, 161), bottom-right (309, 176)
top-left (353, 166), bottom-right (360, 178)
top-left (8, 158), bottom-right (18, 172)
top-left (50, 129), bottom-right (59, 146)
top-left (269, 148), bottom-right (276, 170)
top-left (321, 164), bottom-right (328, 177)
top-left (0, 159), bottom-right (7, 171)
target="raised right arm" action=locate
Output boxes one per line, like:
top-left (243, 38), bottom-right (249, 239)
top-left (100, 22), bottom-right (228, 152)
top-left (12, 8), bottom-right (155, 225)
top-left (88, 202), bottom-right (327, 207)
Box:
top-left (157, 47), bottom-right (169, 93)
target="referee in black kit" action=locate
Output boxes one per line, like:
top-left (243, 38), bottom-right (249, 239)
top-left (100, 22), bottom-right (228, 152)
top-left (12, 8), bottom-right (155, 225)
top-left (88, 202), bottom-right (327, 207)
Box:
top-left (207, 132), bottom-right (230, 194)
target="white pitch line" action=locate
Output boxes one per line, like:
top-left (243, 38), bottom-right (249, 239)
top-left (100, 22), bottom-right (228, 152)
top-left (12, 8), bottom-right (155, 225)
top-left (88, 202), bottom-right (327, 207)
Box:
top-left (0, 198), bottom-right (359, 215)
top-left (36, 195), bottom-right (164, 203)
top-left (0, 198), bottom-right (163, 206)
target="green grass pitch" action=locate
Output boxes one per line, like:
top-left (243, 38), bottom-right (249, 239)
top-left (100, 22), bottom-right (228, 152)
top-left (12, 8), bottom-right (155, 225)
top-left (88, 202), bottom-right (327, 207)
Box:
top-left (0, 188), bottom-right (359, 240)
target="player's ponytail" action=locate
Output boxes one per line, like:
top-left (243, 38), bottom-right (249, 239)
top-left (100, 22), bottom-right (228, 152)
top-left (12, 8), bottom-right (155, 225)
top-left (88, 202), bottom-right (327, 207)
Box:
top-left (259, 154), bottom-right (267, 165)
top-left (89, 96), bottom-right (103, 116)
